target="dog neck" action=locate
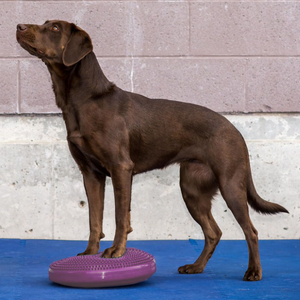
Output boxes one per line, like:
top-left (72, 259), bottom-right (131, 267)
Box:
top-left (45, 52), bottom-right (115, 111)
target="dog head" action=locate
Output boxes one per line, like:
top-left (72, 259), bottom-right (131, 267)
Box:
top-left (16, 20), bottom-right (93, 66)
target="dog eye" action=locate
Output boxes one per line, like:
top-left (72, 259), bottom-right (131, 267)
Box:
top-left (51, 25), bottom-right (59, 32)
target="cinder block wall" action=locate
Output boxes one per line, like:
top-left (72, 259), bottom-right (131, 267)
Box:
top-left (0, 1), bottom-right (299, 241)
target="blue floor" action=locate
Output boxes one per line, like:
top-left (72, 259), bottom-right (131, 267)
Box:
top-left (0, 239), bottom-right (299, 300)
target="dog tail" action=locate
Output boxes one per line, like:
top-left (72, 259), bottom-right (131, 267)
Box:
top-left (246, 166), bottom-right (289, 215)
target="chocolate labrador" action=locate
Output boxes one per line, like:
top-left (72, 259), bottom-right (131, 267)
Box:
top-left (16, 20), bottom-right (288, 281)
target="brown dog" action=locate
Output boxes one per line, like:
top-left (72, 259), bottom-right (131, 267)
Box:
top-left (16, 20), bottom-right (288, 281)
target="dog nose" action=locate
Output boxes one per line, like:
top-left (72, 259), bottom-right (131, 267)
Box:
top-left (17, 24), bottom-right (27, 32)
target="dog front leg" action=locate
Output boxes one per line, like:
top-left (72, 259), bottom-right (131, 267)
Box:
top-left (78, 172), bottom-right (106, 256)
top-left (102, 163), bottom-right (133, 258)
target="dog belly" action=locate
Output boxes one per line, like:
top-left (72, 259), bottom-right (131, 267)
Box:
top-left (131, 145), bottom-right (207, 175)
top-left (132, 155), bottom-right (175, 174)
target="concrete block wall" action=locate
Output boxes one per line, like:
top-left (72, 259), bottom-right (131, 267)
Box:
top-left (0, 1), bottom-right (299, 241)
top-left (2, 1), bottom-right (300, 113)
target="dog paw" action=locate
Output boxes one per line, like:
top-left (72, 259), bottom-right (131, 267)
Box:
top-left (178, 264), bottom-right (204, 274)
top-left (243, 268), bottom-right (262, 281)
top-left (101, 246), bottom-right (126, 258)
top-left (77, 248), bottom-right (98, 256)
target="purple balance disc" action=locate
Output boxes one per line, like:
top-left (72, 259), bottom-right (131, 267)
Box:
top-left (49, 248), bottom-right (156, 288)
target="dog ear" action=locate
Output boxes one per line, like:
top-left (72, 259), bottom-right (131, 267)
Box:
top-left (62, 24), bottom-right (93, 67)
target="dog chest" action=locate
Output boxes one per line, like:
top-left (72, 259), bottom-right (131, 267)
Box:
top-left (67, 130), bottom-right (111, 177)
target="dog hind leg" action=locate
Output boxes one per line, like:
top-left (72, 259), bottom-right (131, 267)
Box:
top-left (219, 170), bottom-right (262, 281)
top-left (178, 162), bottom-right (222, 274)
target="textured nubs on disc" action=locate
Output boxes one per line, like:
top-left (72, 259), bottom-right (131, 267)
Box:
top-left (49, 248), bottom-right (156, 288)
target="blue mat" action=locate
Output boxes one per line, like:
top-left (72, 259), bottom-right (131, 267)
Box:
top-left (0, 239), bottom-right (299, 300)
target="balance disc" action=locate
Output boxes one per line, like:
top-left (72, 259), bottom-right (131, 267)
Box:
top-left (49, 248), bottom-right (156, 288)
